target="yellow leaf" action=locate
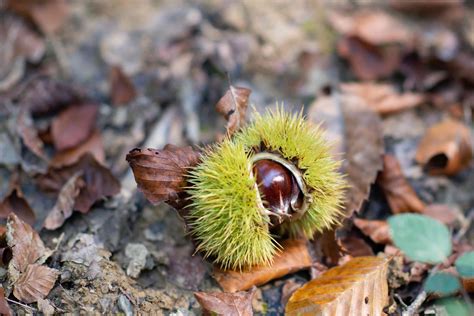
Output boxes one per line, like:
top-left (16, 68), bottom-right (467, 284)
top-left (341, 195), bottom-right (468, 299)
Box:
top-left (286, 256), bottom-right (390, 316)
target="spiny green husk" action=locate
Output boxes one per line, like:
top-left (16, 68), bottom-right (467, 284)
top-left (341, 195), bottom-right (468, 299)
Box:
top-left (186, 108), bottom-right (345, 270)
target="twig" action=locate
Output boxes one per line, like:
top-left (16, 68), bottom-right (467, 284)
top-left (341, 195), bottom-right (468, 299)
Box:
top-left (5, 298), bottom-right (36, 312)
top-left (401, 291), bottom-right (427, 316)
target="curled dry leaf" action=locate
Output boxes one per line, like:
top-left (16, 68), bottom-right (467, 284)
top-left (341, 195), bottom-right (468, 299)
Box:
top-left (337, 36), bottom-right (401, 81)
top-left (126, 145), bottom-right (201, 205)
top-left (341, 82), bottom-right (425, 115)
top-left (109, 65), bottom-right (137, 106)
top-left (415, 119), bottom-right (472, 176)
top-left (0, 189), bottom-right (36, 227)
top-left (37, 153), bottom-right (120, 213)
top-left (309, 90), bottom-right (384, 217)
top-left (194, 286), bottom-right (256, 316)
top-left (13, 264), bottom-right (59, 304)
top-left (328, 10), bottom-right (413, 46)
top-left (51, 103), bottom-right (98, 151)
top-left (50, 129), bottom-right (105, 168)
top-left (215, 85), bottom-right (251, 136)
top-left (354, 218), bottom-right (391, 244)
top-left (286, 256), bottom-right (390, 316)
top-left (17, 108), bottom-right (46, 159)
top-left (213, 239), bottom-right (311, 293)
top-left (43, 172), bottom-right (85, 230)
top-left (378, 154), bottom-right (425, 214)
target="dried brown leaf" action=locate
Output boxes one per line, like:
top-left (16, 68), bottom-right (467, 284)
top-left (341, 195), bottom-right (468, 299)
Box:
top-left (50, 129), bottom-right (105, 168)
top-left (216, 85), bottom-right (251, 136)
top-left (339, 234), bottom-right (374, 257)
top-left (0, 288), bottom-right (11, 316)
top-left (0, 189), bottom-right (36, 227)
top-left (109, 65), bottom-right (136, 105)
top-left (13, 264), bottom-right (58, 304)
top-left (17, 108), bottom-right (46, 159)
top-left (422, 204), bottom-right (463, 227)
top-left (309, 90), bottom-right (384, 217)
top-left (213, 239), bottom-right (311, 293)
top-left (194, 287), bottom-right (256, 316)
top-left (354, 218), bottom-right (392, 244)
top-left (341, 82), bottom-right (425, 115)
top-left (6, 213), bottom-right (47, 274)
top-left (415, 119), bottom-right (472, 176)
top-left (18, 77), bottom-right (84, 116)
top-left (338, 36), bottom-right (401, 81)
top-left (43, 172), bottom-right (85, 230)
top-left (286, 256), bottom-right (390, 316)
top-left (328, 10), bottom-right (413, 46)
top-left (378, 154), bottom-right (425, 214)
top-left (37, 153), bottom-right (120, 213)
top-left (126, 145), bottom-right (201, 205)
top-left (51, 103), bottom-right (98, 151)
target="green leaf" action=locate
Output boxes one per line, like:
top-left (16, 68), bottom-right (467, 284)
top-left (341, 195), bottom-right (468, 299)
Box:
top-left (434, 298), bottom-right (473, 316)
top-left (388, 214), bottom-right (451, 264)
top-left (455, 251), bottom-right (474, 278)
top-left (424, 272), bottom-right (461, 296)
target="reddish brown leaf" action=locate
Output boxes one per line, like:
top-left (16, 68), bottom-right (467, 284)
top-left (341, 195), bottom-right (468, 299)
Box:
top-left (313, 229), bottom-right (343, 266)
top-left (126, 145), bottom-right (201, 205)
top-left (194, 286), bottom-right (256, 316)
top-left (341, 82), bottom-right (425, 115)
top-left (422, 204), bottom-right (463, 227)
top-left (13, 264), bottom-right (58, 304)
top-left (215, 86), bottom-right (251, 136)
top-left (309, 90), bottom-right (384, 217)
top-left (415, 119), bottom-right (472, 176)
top-left (213, 239), bottom-right (311, 293)
top-left (50, 129), bottom-right (105, 168)
top-left (281, 280), bottom-right (303, 307)
top-left (338, 36), bottom-right (401, 81)
top-left (51, 103), bottom-right (98, 151)
top-left (0, 288), bottom-right (12, 316)
top-left (0, 189), bottom-right (35, 227)
top-left (43, 172), bottom-right (85, 230)
top-left (286, 256), bottom-right (390, 315)
top-left (37, 154), bottom-right (120, 213)
top-left (354, 218), bottom-right (391, 245)
top-left (16, 108), bottom-right (46, 159)
top-left (109, 65), bottom-right (136, 105)
top-left (18, 77), bottom-right (84, 116)
top-left (328, 10), bottom-right (413, 46)
top-left (378, 154), bottom-right (425, 214)
top-left (339, 234), bottom-right (374, 257)
top-left (6, 214), bottom-right (47, 274)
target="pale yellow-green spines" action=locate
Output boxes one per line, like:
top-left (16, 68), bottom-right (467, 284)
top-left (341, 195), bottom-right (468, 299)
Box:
top-left (187, 108), bottom-right (345, 269)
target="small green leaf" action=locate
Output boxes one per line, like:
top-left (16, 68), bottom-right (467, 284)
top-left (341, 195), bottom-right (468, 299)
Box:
top-left (388, 214), bottom-right (451, 264)
top-left (455, 251), bottom-right (474, 278)
top-left (434, 298), bottom-right (473, 316)
top-left (424, 272), bottom-right (461, 296)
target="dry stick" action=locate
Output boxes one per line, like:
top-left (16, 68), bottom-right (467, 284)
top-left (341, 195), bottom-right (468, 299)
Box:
top-left (402, 210), bottom-right (473, 316)
top-left (5, 298), bottom-right (36, 312)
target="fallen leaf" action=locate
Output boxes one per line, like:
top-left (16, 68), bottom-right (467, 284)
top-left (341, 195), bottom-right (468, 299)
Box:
top-left (433, 297), bottom-right (473, 316)
top-left (17, 108), bottom-right (46, 159)
top-left (0, 288), bottom-right (11, 316)
top-left (7, 0), bottom-right (69, 34)
top-left (338, 36), bottom-right (401, 80)
top-left (286, 256), bottom-right (390, 316)
top-left (51, 103), bottom-right (98, 151)
top-left (213, 239), bottom-right (311, 293)
top-left (309, 89), bottom-right (384, 217)
top-left (6, 213), bottom-right (48, 274)
top-left (424, 272), bottom-right (461, 296)
top-left (215, 85), bottom-right (251, 136)
top-left (313, 229), bottom-right (343, 266)
top-left (126, 145), bottom-right (200, 206)
top-left (0, 189), bottom-right (36, 227)
top-left (50, 129), bottom-right (105, 168)
top-left (339, 233), bottom-right (374, 257)
top-left (388, 214), bottom-right (451, 264)
top-left (378, 154), bottom-right (425, 214)
top-left (109, 65), bottom-right (137, 105)
top-left (341, 82), bottom-right (425, 115)
top-left (455, 251), bottom-right (474, 293)
top-left (354, 218), bottom-right (391, 244)
top-left (415, 119), bottom-right (472, 176)
top-left (43, 172), bottom-right (85, 230)
top-left (37, 153), bottom-right (120, 213)
top-left (422, 204), bottom-right (463, 227)
top-left (194, 286), bottom-right (256, 316)
top-left (281, 279), bottom-right (303, 307)
top-left (13, 264), bottom-right (58, 304)
top-left (18, 77), bottom-right (84, 116)
top-left (328, 10), bottom-right (413, 46)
